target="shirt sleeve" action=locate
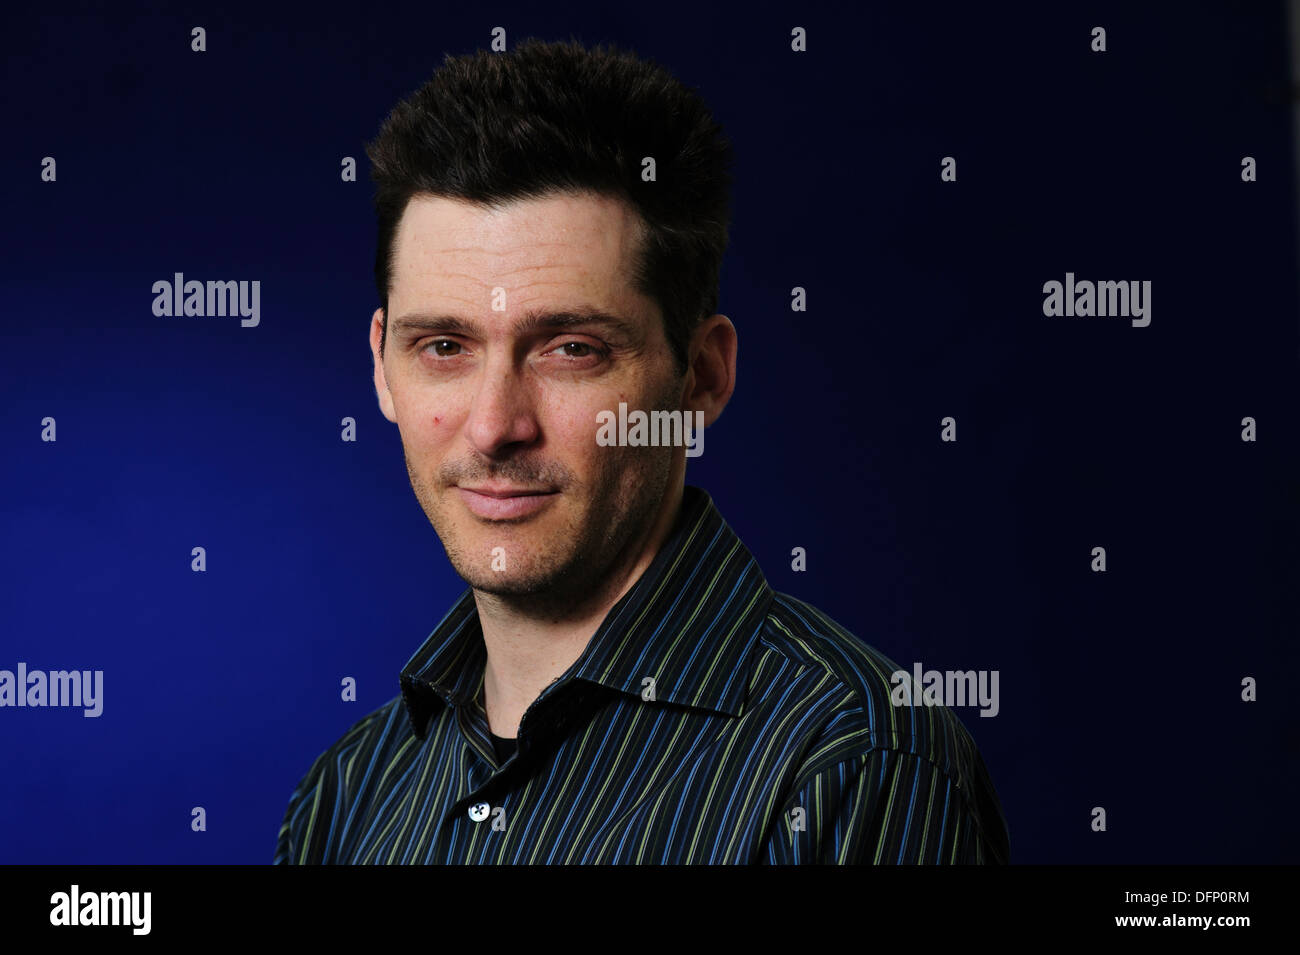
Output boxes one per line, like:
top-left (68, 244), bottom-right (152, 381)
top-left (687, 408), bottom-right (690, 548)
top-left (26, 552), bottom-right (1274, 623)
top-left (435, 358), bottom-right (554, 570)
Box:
top-left (272, 705), bottom-right (398, 865)
top-left (760, 747), bottom-right (1007, 864)
top-left (273, 754), bottom-right (332, 865)
top-left (273, 776), bottom-right (310, 865)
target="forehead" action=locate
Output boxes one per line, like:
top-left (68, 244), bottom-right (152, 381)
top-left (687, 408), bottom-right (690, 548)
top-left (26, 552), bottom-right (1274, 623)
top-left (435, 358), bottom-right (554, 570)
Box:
top-left (389, 191), bottom-right (649, 313)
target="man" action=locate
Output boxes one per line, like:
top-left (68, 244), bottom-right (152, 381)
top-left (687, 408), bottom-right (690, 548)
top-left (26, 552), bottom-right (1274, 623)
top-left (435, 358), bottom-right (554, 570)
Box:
top-left (275, 37), bottom-right (1009, 864)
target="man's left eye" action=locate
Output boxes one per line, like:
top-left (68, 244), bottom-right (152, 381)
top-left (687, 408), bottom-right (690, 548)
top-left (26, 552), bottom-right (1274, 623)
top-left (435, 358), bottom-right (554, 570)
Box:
top-left (555, 342), bottom-right (599, 358)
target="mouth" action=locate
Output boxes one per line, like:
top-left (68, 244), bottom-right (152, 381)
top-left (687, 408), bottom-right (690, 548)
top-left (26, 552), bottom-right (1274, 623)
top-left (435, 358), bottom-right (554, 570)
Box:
top-left (455, 484), bottom-right (559, 521)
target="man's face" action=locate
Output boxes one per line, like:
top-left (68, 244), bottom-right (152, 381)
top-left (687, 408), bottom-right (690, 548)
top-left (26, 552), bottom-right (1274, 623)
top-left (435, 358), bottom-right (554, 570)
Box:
top-left (370, 192), bottom-right (684, 602)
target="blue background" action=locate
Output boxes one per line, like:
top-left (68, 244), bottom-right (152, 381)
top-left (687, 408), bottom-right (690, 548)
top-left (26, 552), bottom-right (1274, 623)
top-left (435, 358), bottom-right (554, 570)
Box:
top-left (2, 1), bottom-right (1296, 863)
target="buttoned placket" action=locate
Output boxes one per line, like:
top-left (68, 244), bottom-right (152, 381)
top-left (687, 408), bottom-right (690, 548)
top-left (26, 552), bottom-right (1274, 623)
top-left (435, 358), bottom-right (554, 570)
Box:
top-left (457, 687), bottom-right (503, 825)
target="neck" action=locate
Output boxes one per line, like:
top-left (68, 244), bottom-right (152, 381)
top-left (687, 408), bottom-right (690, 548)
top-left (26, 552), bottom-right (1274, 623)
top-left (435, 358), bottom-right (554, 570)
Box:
top-left (475, 482), bottom-right (685, 738)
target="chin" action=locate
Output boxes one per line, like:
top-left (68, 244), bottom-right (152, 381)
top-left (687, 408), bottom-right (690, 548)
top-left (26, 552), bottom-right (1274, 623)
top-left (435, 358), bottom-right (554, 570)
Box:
top-left (466, 577), bottom-right (540, 596)
top-left (460, 569), bottom-right (550, 597)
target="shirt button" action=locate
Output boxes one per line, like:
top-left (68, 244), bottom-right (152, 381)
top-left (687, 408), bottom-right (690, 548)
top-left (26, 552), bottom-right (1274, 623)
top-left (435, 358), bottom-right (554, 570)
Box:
top-left (468, 801), bottom-right (491, 823)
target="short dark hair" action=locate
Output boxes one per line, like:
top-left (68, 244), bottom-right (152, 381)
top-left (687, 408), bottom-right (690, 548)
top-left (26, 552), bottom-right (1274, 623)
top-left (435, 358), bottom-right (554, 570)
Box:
top-left (365, 37), bottom-right (734, 374)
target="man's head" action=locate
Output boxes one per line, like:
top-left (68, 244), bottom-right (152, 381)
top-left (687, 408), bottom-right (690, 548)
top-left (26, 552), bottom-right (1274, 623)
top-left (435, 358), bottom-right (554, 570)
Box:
top-left (364, 39), bottom-right (737, 606)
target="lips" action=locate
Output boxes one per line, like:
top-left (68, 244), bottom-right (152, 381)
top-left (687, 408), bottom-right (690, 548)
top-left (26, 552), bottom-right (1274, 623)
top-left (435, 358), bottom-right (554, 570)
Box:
top-left (456, 485), bottom-right (558, 520)
top-left (458, 485), bottom-right (553, 498)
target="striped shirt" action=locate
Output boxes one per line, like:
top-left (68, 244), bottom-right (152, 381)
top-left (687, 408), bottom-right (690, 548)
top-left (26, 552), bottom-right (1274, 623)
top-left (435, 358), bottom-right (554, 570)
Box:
top-left (274, 485), bottom-right (1010, 864)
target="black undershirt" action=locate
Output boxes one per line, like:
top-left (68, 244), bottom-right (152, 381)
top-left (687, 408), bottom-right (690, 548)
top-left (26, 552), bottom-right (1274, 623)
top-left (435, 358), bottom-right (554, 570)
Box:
top-left (489, 731), bottom-right (517, 764)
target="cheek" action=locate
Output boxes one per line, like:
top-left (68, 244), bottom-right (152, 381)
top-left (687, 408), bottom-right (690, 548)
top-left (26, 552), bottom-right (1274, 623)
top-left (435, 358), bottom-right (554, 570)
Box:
top-left (540, 394), bottom-right (605, 451)
top-left (407, 387), bottom-right (460, 435)
top-left (397, 400), bottom-right (454, 459)
top-left (554, 418), bottom-right (599, 469)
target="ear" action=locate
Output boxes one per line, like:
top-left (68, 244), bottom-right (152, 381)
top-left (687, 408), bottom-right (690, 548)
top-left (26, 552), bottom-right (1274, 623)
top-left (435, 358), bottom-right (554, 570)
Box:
top-left (681, 314), bottom-right (737, 426)
top-left (370, 307), bottom-right (397, 423)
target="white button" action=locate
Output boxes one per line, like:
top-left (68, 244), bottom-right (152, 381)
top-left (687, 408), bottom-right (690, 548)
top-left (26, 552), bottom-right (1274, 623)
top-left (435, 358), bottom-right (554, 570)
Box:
top-left (468, 801), bottom-right (491, 822)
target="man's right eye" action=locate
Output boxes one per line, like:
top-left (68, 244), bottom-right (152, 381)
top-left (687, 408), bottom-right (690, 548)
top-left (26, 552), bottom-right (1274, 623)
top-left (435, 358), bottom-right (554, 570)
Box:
top-left (428, 339), bottom-right (461, 356)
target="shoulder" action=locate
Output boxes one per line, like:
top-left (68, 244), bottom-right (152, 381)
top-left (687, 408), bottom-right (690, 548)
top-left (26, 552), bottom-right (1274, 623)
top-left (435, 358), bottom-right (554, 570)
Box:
top-left (754, 592), bottom-right (989, 796)
top-left (281, 695), bottom-right (413, 818)
top-left (275, 695), bottom-right (416, 864)
top-left (752, 592), bottom-right (1010, 862)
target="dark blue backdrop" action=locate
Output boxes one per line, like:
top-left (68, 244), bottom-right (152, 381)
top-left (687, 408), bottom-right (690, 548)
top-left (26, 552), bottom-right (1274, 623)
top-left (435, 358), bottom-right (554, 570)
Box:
top-left (2, 1), bottom-right (1296, 863)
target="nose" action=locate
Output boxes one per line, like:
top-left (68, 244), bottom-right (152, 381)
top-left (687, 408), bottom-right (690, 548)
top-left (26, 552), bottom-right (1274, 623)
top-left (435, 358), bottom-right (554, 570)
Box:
top-left (462, 353), bottom-right (540, 458)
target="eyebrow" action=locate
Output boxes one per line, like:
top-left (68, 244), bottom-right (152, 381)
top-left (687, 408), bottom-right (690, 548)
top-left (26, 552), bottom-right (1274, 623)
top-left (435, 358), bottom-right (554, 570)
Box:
top-left (389, 307), bottom-right (640, 339)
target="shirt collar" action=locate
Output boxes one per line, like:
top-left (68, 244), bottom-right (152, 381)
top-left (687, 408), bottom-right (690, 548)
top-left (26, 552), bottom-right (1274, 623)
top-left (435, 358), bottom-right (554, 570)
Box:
top-left (398, 485), bottom-right (774, 740)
